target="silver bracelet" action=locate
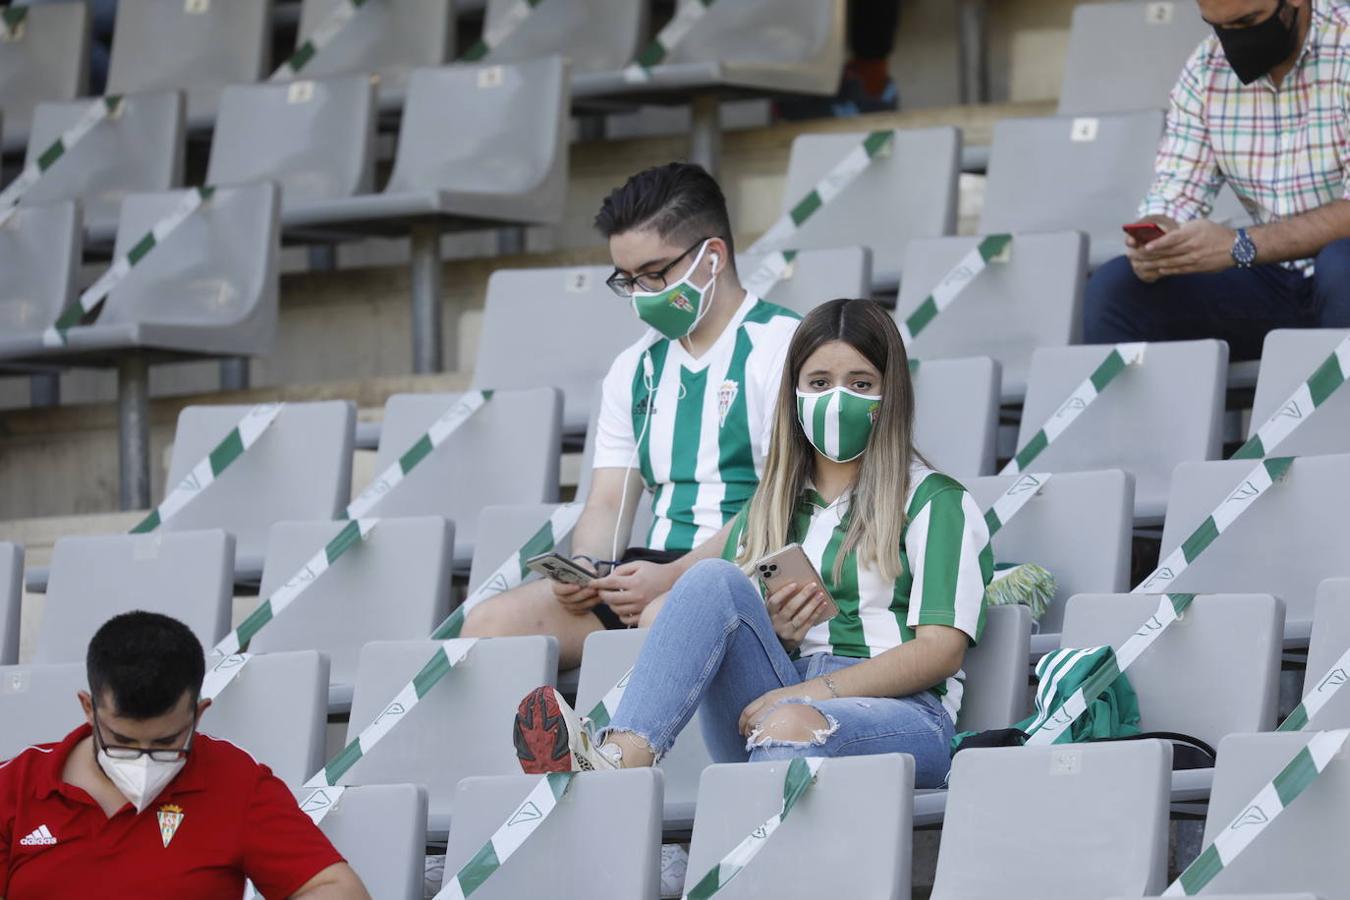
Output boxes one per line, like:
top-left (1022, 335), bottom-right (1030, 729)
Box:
top-left (821, 674), bottom-right (840, 698)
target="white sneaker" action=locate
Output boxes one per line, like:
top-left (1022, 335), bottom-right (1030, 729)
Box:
top-left (660, 843), bottom-right (690, 898)
top-left (513, 686), bottom-right (620, 774)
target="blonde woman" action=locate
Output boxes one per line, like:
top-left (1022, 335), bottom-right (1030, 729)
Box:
top-left (513, 298), bottom-right (992, 787)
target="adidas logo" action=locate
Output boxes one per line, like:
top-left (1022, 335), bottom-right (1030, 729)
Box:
top-left (19, 825), bottom-right (57, 846)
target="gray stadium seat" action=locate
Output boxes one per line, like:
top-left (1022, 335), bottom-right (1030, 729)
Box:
top-left (0, 0), bottom-right (88, 153)
top-left (35, 530), bottom-right (233, 664)
top-left (366, 389), bottom-right (562, 565)
top-left (342, 637), bottom-right (558, 833)
top-left (1304, 578), bottom-right (1350, 729)
top-left (1249, 329), bottom-right (1350, 458)
top-left (980, 111), bottom-right (1165, 269)
top-left (467, 504), bottom-right (573, 596)
top-left (444, 770), bottom-right (661, 899)
top-left (1160, 454), bottom-right (1350, 636)
top-left (1057, 0), bottom-right (1209, 116)
top-left (293, 0), bottom-right (453, 100)
top-left (23, 91), bottom-right (185, 241)
top-left (0, 542), bottom-right (19, 666)
top-left (897, 231), bottom-right (1087, 401)
top-left (0, 201), bottom-right (79, 345)
top-left (202, 649), bottom-right (328, 787)
top-left (206, 76), bottom-right (375, 213)
top-left (933, 741), bottom-right (1171, 900)
top-left (1017, 340), bottom-right (1227, 521)
top-left (0, 662), bottom-right (85, 760)
top-left (737, 246), bottom-right (871, 316)
top-left (159, 401), bottom-right (355, 580)
top-left (1199, 732), bottom-right (1350, 897)
top-left (1061, 593), bottom-right (1282, 748)
top-left (250, 517), bottom-right (454, 705)
top-left (106, 0), bottom-right (271, 124)
top-left (477, 0), bottom-right (643, 75)
top-left (964, 470), bottom-right (1134, 636)
top-left (957, 604), bottom-right (1032, 733)
top-left (318, 784), bottom-right (428, 900)
top-left (913, 356), bottom-right (1000, 478)
top-left (768, 128), bottom-right (960, 288)
top-left (685, 755), bottom-right (913, 900)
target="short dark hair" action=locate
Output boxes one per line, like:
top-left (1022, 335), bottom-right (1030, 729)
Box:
top-left (594, 162), bottom-right (736, 258)
top-left (87, 612), bottom-right (205, 720)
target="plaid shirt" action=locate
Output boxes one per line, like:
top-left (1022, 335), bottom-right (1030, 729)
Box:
top-left (1141, 0), bottom-right (1350, 272)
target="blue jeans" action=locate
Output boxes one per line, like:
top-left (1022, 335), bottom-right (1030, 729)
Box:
top-left (600, 559), bottom-right (955, 789)
top-left (1082, 239), bottom-right (1350, 361)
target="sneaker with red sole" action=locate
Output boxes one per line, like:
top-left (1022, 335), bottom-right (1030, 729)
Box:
top-left (513, 686), bottom-right (619, 774)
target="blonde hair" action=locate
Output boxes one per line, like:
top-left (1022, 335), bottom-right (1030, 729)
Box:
top-left (736, 298), bottom-right (922, 582)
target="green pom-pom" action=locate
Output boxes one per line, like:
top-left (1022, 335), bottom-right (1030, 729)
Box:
top-left (984, 563), bottom-right (1056, 621)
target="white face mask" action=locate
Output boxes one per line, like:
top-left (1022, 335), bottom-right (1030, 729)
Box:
top-left (97, 749), bottom-right (187, 814)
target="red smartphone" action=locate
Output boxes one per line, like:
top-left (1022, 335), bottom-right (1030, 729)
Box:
top-left (1123, 222), bottom-right (1166, 246)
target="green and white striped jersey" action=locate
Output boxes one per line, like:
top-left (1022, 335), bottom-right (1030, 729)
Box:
top-left (594, 292), bottom-right (800, 553)
top-left (727, 463), bottom-right (994, 722)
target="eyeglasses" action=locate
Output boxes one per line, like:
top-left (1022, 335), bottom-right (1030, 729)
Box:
top-left (93, 706), bottom-right (196, 762)
top-left (606, 238), bottom-right (711, 298)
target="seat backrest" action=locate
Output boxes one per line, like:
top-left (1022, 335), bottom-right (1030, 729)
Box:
top-left (933, 741), bottom-right (1171, 899)
top-left (897, 231), bottom-right (1087, 400)
top-left (0, 1), bottom-right (88, 142)
top-left (912, 356), bottom-right (1000, 478)
top-left (343, 637), bottom-right (557, 827)
top-left (207, 76), bottom-right (375, 209)
top-left (161, 401), bottom-right (355, 573)
top-left (0, 200), bottom-right (79, 336)
top-left (1304, 578), bottom-right (1350, 730)
top-left (686, 755), bottom-right (913, 899)
top-left (107, 0), bottom-right (270, 121)
top-left (37, 531), bottom-right (234, 664)
top-left (956, 604), bottom-right (1032, 732)
top-left (295, 0), bottom-right (452, 93)
top-left (1160, 454), bottom-right (1350, 631)
top-left (1202, 731), bottom-right (1350, 896)
top-left (385, 57), bottom-right (569, 225)
top-left (24, 91), bottom-right (184, 234)
top-left (467, 504), bottom-right (571, 596)
top-left (737, 246), bottom-right (871, 316)
top-left (964, 469), bottom-right (1135, 634)
top-left (99, 183), bottom-right (281, 358)
top-left (368, 389), bottom-right (561, 563)
top-left (1057, 1), bottom-right (1210, 116)
top-left (773, 128), bottom-right (959, 287)
top-left (1061, 593), bottom-right (1283, 747)
top-left (473, 266), bottom-right (645, 434)
top-left (318, 784), bottom-right (428, 900)
top-left (201, 649), bottom-right (328, 786)
top-left (480, 0), bottom-right (643, 74)
top-left (1018, 340), bottom-right (1227, 520)
top-left (980, 111), bottom-right (1164, 268)
top-left (1250, 329), bottom-right (1350, 459)
top-left (251, 518), bottom-right (453, 690)
top-left (0, 662), bottom-right (86, 760)
top-left (445, 770), bottom-right (661, 898)
top-left (0, 542), bottom-right (20, 665)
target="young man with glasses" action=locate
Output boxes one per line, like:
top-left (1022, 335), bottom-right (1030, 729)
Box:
top-left (464, 163), bottom-right (801, 666)
top-left (0, 612), bottom-right (369, 899)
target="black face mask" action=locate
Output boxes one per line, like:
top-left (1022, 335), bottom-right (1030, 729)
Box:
top-left (1213, 0), bottom-right (1301, 85)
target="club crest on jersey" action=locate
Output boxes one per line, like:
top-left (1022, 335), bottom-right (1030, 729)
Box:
top-left (717, 380), bottom-right (740, 427)
top-left (157, 804), bottom-right (185, 848)
top-left (667, 286), bottom-right (697, 314)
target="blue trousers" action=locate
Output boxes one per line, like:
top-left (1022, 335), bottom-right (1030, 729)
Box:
top-left (1083, 239), bottom-right (1350, 361)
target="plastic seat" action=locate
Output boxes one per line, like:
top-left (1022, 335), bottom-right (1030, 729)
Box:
top-left (765, 128), bottom-right (960, 288)
top-left (912, 356), bottom-right (1000, 478)
top-left (980, 111), bottom-right (1165, 269)
top-left (1248, 329), bottom-right (1350, 458)
top-left (365, 389), bottom-right (561, 565)
top-left (23, 91), bottom-right (185, 241)
top-left (685, 756), bottom-right (913, 899)
top-left (293, 0), bottom-right (453, 101)
top-left (156, 401), bottom-right (355, 580)
top-left (737, 246), bottom-right (871, 316)
top-left (106, 0), bottom-right (270, 124)
top-left (0, 542), bottom-right (19, 666)
top-left (0, 662), bottom-right (85, 760)
top-left (317, 784), bottom-right (428, 900)
top-left (0, 0), bottom-right (88, 152)
top-left (897, 231), bottom-right (1087, 401)
top-left (1057, 1), bottom-right (1210, 116)
top-left (250, 517), bottom-right (454, 706)
top-left (957, 604), bottom-right (1032, 733)
top-left (1160, 454), bottom-right (1350, 635)
top-left (207, 75), bottom-right (375, 213)
top-left (933, 741), bottom-right (1171, 899)
top-left (35, 530), bottom-right (233, 664)
top-left (476, 0), bottom-right (643, 75)
top-left (1303, 578), bottom-right (1350, 729)
top-left (0, 201), bottom-right (79, 346)
top-left (444, 770), bottom-right (661, 899)
top-left (341, 637), bottom-right (558, 833)
top-left (467, 504), bottom-right (572, 596)
top-left (1017, 340), bottom-right (1227, 522)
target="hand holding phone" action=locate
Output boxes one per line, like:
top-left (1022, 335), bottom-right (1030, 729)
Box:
top-left (1123, 221), bottom-right (1167, 246)
top-left (754, 544), bottom-right (839, 628)
top-left (526, 552), bottom-right (595, 587)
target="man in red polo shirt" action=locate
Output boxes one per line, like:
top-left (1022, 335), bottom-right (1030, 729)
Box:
top-left (0, 611), bottom-right (369, 899)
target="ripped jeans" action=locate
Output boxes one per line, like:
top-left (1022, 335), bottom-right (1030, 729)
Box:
top-left (599, 559), bottom-right (955, 788)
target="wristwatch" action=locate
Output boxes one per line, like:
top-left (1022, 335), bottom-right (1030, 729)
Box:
top-left (1231, 227), bottom-right (1257, 269)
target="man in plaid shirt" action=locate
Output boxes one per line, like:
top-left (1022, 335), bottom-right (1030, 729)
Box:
top-left (1085, 0), bottom-right (1350, 360)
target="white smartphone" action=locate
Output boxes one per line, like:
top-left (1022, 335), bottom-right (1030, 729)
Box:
top-left (525, 552), bottom-right (595, 587)
top-left (753, 544), bottom-right (839, 626)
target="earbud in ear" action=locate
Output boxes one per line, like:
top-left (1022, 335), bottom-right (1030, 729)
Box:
top-left (710, 252), bottom-right (720, 271)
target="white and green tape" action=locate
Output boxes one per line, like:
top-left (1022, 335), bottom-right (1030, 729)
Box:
top-left (461, 0), bottom-right (543, 61)
top-left (624, 0), bottom-right (717, 80)
top-left (983, 472), bottom-right (1052, 539)
top-left (272, 0), bottom-right (370, 81)
top-left (740, 250), bottom-right (798, 303)
top-left (0, 95), bottom-right (123, 217)
top-left (1232, 334), bottom-right (1350, 461)
top-left (1280, 645), bottom-right (1350, 733)
top-left (583, 665), bottom-right (633, 734)
top-left (897, 234), bottom-right (1013, 346)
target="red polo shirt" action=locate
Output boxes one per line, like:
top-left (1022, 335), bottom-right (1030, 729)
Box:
top-left (0, 725), bottom-right (344, 899)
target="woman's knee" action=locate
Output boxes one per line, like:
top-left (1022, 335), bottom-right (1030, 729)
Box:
top-left (672, 559), bottom-right (756, 612)
top-left (747, 702), bottom-right (838, 752)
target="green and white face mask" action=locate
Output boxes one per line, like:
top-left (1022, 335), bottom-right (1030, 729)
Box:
top-left (796, 386), bottom-right (881, 462)
top-left (631, 240), bottom-right (717, 340)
